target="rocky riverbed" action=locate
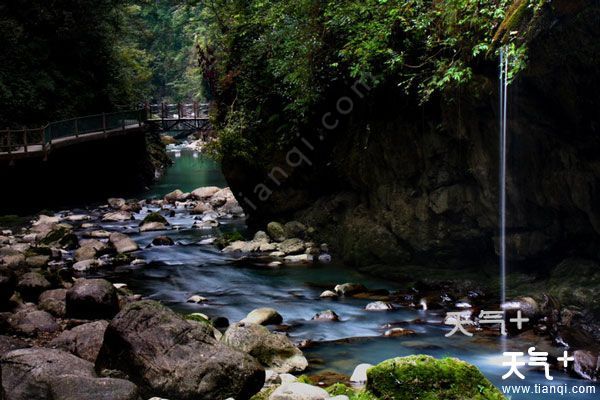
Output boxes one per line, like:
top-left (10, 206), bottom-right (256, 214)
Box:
top-left (1, 185), bottom-right (599, 399)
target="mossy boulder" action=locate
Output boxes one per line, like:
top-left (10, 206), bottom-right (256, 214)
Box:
top-left (366, 355), bottom-right (504, 400)
top-left (140, 212), bottom-right (168, 226)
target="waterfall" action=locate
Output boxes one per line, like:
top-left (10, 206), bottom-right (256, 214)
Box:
top-left (499, 47), bottom-right (509, 306)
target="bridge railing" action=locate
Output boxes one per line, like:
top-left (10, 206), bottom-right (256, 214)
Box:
top-left (146, 103), bottom-right (208, 120)
top-left (0, 109), bottom-right (144, 155)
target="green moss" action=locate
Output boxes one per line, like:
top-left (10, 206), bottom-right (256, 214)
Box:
top-left (366, 355), bottom-right (505, 400)
top-left (40, 226), bottom-right (70, 245)
top-left (185, 313), bottom-right (211, 325)
top-left (326, 383), bottom-right (379, 400)
top-left (214, 230), bottom-right (245, 248)
top-left (141, 212), bottom-right (167, 225)
top-left (296, 375), bottom-right (312, 384)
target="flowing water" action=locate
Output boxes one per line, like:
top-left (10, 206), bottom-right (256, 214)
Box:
top-left (88, 145), bottom-right (598, 399)
top-left (499, 47), bottom-right (509, 308)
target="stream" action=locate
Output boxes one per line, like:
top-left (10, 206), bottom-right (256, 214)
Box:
top-left (84, 145), bottom-right (598, 399)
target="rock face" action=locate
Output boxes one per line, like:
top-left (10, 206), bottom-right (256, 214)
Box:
top-left (0, 348), bottom-right (139, 400)
top-left (223, 323), bottom-right (308, 373)
top-left (95, 300), bottom-right (264, 400)
top-left (220, 3), bottom-right (600, 272)
top-left (66, 279), bottom-right (119, 319)
top-left (366, 355), bottom-right (503, 400)
top-left (50, 320), bottom-right (109, 363)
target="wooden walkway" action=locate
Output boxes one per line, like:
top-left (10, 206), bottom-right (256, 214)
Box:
top-left (0, 103), bottom-right (210, 162)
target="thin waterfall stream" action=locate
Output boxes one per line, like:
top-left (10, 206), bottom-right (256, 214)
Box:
top-left (499, 46), bottom-right (509, 307)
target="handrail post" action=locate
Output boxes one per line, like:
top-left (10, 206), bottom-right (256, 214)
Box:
top-left (7, 128), bottom-right (11, 155)
top-left (122, 112), bottom-right (126, 131)
top-left (23, 127), bottom-right (28, 153)
top-left (74, 118), bottom-right (79, 138)
top-left (102, 113), bottom-right (106, 131)
top-left (193, 101), bottom-right (198, 119)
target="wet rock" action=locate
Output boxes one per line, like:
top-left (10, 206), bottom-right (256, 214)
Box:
top-left (50, 320), bottom-right (109, 363)
top-left (319, 290), bottom-right (337, 299)
top-left (254, 231), bottom-right (271, 243)
top-left (283, 221), bottom-right (307, 239)
top-left (279, 238), bottom-right (305, 255)
top-left (261, 243), bottom-right (278, 252)
top-left (140, 222), bottom-right (167, 232)
top-left (8, 309), bottom-right (59, 336)
top-left (0, 335), bottom-right (29, 357)
top-left (572, 350), bottom-right (600, 381)
top-left (73, 258), bottom-right (100, 272)
top-left (365, 301), bottom-right (394, 311)
top-left (16, 272), bottom-right (51, 302)
top-left (152, 236), bottom-right (174, 246)
top-left (102, 211), bottom-right (133, 222)
top-left (108, 198), bottom-right (127, 209)
top-left (0, 249), bottom-right (25, 268)
top-left (25, 255), bottom-right (50, 268)
top-left (283, 254), bottom-right (313, 264)
top-left (51, 375), bottom-right (140, 400)
top-left (187, 295), bottom-right (207, 303)
top-left (350, 363), bottom-right (373, 384)
top-left (66, 279), bottom-right (119, 319)
top-left (109, 232), bottom-right (139, 254)
top-left (0, 347), bottom-right (138, 400)
top-left (383, 328), bottom-right (416, 337)
top-left (191, 186), bottom-right (221, 200)
top-left (502, 296), bottom-right (539, 319)
top-left (86, 230), bottom-right (112, 239)
top-left (267, 222), bottom-right (286, 242)
top-left (164, 189), bottom-right (189, 203)
top-left (0, 266), bottom-right (16, 305)
top-left (334, 283), bottom-right (367, 296)
top-left (312, 310), bottom-right (340, 322)
top-left (75, 239), bottom-right (108, 261)
top-left (95, 300), bottom-right (265, 400)
top-left (223, 240), bottom-right (260, 253)
top-left (141, 212), bottom-right (168, 226)
top-left (209, 188), bottom-right (233, 207)
top-left (190, 202), bottom-right (212, 215)
top-left (38, 224), bottom-right (72, 245)
top-left (223, 322), bottom-right (308, 373)
top-left (241, 307), bottom-right (283, 325)
top-left (38, 289), bottom-right (67, 317)
top-left (367, 355), bottom-right (503, 399)
top-left (269, 382), bottom-right (329, 400)
top-left (220, 198), bottom-right (244, 216)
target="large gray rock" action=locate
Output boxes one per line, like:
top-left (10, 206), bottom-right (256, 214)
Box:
top-left (95, 300), bottom-right (264, 400)
top-left (0, 335), bottom-right (28, 357)
top-left (269, 382), bottom-right (329, 400)
top-left (334, 283), bottom-right (367, 296)
top-left (164, 189), bottom-right (189, 203)
top-left (283, 221), bottom-right (307, 239)
top-left (192, 186), bottom-right (221, 200)
top-left (66, 279), bottom-right (119, 319)
top-left (50, 320), bottom-right (109, 363)
top-left (267, 222), bottom-right (286, 242)
top-left (75, 239), bottom-right (108, 262)
top-left (38, 289), bottom-right (67, 317)
top-left (241, 308), bottom-right (283, 325)
top-left (102, 211), bottom-right (133, 222)
top-left (16, 272), bottom-right (51, 302)
top-left (8, 309), bottom-right (59, 336)
top-left (0, 348), bottom-right (139, 400)
top-left (278, 239), bottom-right (305, 255)
top-left (573, 350), bottom-right (600, 381)
top-left (109, 233), bottom-right (139, 254)
top-left (223, 323), bottom-right (308, 373)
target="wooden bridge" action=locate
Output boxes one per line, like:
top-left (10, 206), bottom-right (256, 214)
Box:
top-left (0, 103), bottom-right (210, 162)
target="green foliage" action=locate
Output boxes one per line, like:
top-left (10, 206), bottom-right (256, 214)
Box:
top-left (185, 313), bottom-right (211, 324)
top-left (326, 383), bottom-right (380, 400)
top-left (366, 355), bottom-right (505, 400)
top-left (141, 212), bottom-right (167, 225)
top-left (205, 111), bottom-right (257, 163)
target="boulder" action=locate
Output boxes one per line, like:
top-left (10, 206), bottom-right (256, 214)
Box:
top-left (573, 350), bottom-right (600, 381)
top-left (279, 239), bottom-right (305, 255)
top-left (312, 310), bottom-right (340, 322)
top-left (0, 249), bottom-right (25, 269)
top-left (109, 232), bottom-right (139, 254)
top-left (8, 309), bottom-right (59, 336)
top-left (66, 279), bottom-right (119, 319)
top-left (350, 363), bottom-right (373, 384)
top-left (141, 212), bottom-right (168, 226)
top-left (0, 335), bottom-right (29, 357)
top-left (241, 308), bottom-right (283, 325)
top-left (108, 198), bottom-right (127, 209)
top-left (209, 188), bottom-right (233, 207)
top-left (366, 355), bottom-right (503, 400)
top-left (191, 186), bottom-right (221, 200)
top-left (95, 300), bottom-right (264, 400)
top-left (16, 272), bottom-right (51, 302)
top-left (223, 323), bottom-right (308, 373)
top-left (269, 382), bottom-right (329, 400)
top-left (38, 224), bottom-right (72, 245)
top-left (283, 254), bottom-right (313, 264)
top-left (319, 290), bottom-right (337, 299)
top-left (0, 266), bottom-right (16, 305)
top-left (191, 202), bottom-right (212, 215)
top-left (383, 328), bottom-right (416, 337)
top-left (283, 221), bottom-right (307, 239)
top-left (50, 320), bottom-right (109, 363)
top-left (102, 211), bottom-right (133, 222)
top-left (86, 230), bottom-right (112, 239)
top-left (38, 289), bottom-right (67, 317)
top-left (164, 189), bottom-right (189, 203)
top-left (140, 222), bottom-right (167, 232)
top-left (152, 236), bottom-right (174, 246)
top-left (73, 258), bottom-right (100, 272)
top-left (365, 301), bottom-right (394, 311)
top-left (0, 348), bottom-right (138, 400)
top-left (75, 239), bottom-right (108, 261)
top-left (267, 222), bottom-right (286, 242)
top-left (334, 283), bottom-right (367, 296)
